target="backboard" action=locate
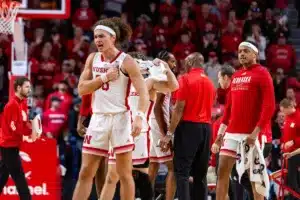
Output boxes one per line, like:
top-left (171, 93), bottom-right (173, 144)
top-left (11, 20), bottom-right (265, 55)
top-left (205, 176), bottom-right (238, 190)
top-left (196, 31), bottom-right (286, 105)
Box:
top-left (16, 0), bottom-right (70, 19)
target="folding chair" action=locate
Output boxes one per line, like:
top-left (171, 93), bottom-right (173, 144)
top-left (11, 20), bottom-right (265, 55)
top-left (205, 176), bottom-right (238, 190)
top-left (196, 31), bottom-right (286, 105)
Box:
top-left (269, 157), bottom-right (300, 200)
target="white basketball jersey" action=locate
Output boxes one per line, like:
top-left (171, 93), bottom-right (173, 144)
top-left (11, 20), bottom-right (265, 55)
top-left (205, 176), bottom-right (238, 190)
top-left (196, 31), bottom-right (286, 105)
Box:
top-left (91, 52), bottom-right (130, 114)
top-left (150, 92), bottom-right (171, 126)
top-left (128, 84), bottom-right (154, 133)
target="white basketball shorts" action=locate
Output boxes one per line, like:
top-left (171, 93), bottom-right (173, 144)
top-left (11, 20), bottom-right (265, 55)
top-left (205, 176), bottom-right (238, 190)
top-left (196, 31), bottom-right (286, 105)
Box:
top-left (220, 133), bottom-right (249, 158)
top-left (82, 111), bottom-right (134, 157)
top-left (149, 118), bottom-right (173, 163)
top-left (109, 131), bottom-right (149, 165)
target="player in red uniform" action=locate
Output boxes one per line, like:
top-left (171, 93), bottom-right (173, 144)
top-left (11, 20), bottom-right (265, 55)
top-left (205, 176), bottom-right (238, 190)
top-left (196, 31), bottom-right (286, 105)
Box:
top-left (215, 41), bottom-right (275, 200)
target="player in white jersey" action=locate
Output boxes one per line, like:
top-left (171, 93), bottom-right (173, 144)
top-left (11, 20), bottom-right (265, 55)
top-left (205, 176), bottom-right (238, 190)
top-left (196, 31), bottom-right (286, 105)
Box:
top-left (73, 17), bottom-right (149, 200)
top-left (99, 52), bottom-right (179, 200)
top-left (148, 51), bottom-right (178, 200)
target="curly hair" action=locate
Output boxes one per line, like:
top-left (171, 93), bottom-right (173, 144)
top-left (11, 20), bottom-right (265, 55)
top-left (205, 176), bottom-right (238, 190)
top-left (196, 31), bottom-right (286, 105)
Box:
top-left (94, 17), bottom-right (132, 45)
top-left (157, 50), bottom-right (172, 62)
top-left (128, 51), bottom-right (148, 61)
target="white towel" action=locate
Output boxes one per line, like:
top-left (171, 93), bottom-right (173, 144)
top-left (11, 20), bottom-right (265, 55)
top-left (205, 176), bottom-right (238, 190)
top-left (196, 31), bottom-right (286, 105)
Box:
top-left (236, 139), bottom-right (270, 198)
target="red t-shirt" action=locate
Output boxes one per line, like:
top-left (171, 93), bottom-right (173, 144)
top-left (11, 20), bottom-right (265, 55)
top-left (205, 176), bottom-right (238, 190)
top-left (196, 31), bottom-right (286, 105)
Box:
top-left (42, 108), bottom-right (67, 138)
top-left (0, 96), bottom-right (31, 147)
top-left (44, 91), bottom-right (73, 115)
top-left (176, 68), bottom-right (215, 123)
top-left (282, 110), bottom-right (300, 152)
top-left (222, 64), bottom-right (275, 134)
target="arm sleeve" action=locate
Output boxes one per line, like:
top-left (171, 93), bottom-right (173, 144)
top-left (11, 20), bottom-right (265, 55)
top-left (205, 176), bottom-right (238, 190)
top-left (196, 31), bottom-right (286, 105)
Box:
top-left (176, 76), bottom-right (187, 101)
top-left (80, 94), bottom-right (92, 117)
top-left (256, 70), bottom-right (276, 129)
top-left (294, 116), bottom-right (300, 146)
top-left (221, 88), bottom-right (232, 125)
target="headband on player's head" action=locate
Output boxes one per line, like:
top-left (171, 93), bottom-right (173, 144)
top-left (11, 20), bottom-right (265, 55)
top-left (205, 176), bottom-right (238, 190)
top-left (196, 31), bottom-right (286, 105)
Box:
top-left (239, 42), bottom-right (258, 54)
top-left (94, 25), bottom-right (116, 36)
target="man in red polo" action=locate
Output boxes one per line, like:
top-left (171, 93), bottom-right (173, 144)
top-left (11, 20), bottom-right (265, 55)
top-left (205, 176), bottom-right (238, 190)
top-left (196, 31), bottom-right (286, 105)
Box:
top-left (160, 52), bottom-right (215, 200)
top-left (280, 98), bottom-right (300, 199)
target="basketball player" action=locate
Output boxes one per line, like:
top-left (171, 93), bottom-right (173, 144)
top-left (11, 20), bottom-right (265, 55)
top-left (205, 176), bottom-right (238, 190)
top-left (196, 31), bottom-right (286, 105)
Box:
top-left (77, 93), bottom-right (107, 198)
top-left (99, 51), bottom-right (179, 200)
top-left (215, 41), bottom-right (275, 200)
top-left (72, 17), bottom-right (149, 200)
top-left (148, 51), bottom-right (177, 200)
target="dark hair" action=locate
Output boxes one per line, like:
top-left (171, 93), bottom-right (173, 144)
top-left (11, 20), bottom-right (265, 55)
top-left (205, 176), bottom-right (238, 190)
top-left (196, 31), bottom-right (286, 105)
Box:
top-left (14, 77), bottom-right (30, 91)
top-left (128, 51), bottom-right (148, 61)
top-left (244, 40), bottom-right (258, 49)
top-left (219, 65), bottom-right (235, 78)
top-left (157, 50), bottom-right (171, 62)
top-left (59, 80), bottom-right (69, 86)
top-left (280, 98), bottom-right (293, 108)
top-left (94, 17), bottom-right (132, 45)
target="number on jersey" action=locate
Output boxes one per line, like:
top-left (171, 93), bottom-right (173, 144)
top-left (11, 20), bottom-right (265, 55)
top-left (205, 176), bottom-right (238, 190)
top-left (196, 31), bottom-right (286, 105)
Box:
top-left (96, 75), bottom-right (110, 91)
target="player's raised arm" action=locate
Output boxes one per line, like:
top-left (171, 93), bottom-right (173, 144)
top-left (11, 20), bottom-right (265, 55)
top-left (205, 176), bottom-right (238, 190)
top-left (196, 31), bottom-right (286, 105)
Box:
top-left (124, 55), bottom-right (149, 113)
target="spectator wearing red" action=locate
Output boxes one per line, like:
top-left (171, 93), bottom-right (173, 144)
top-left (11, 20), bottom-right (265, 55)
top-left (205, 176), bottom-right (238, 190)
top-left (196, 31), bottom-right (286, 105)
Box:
top-left (174, 8), bottom-right (196, 38)
top-left (72, 0), bottom-right (97, 32)
top-left (195, 4), bottom-right (220, 31)
top-left (53, 59), bottom-right (78, 90)
top-left (36, 42), bottom-right (59, 93)
top-left (202, 31), bottom-right (221, 62)
top-left (286, 71), bottom-right (300, 103)
top-left (267, 33), bottom-right (296, 74)
top-left (152, 15), bottom-right (173, 51)
top-left (220, 21), bottom-right (242, 62)
top-left (66, 26), bottom-right (90, 62)
top-left (160, 53), bottom-right (215, 200)
top-left (42, 97), bottom-right (68, 139)
top-left (221, 10), bottom-right (244, 32)
top-left (159, 0), bottom-right (177, 22)
top-left (279, 98), bottom-right (300, 196)
top-left (132, 14), bottom-right (153, 43)
top-left (44, 81), bottom-right (73, 115)
top-left (172, 30), bottom-right (196, 66)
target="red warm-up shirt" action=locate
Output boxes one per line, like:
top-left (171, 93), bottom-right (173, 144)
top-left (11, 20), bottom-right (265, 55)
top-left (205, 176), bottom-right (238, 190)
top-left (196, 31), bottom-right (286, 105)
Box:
top-left (176, 68), bottom-right (215, 123)
top-left (80, 94), bottom-right (92, 117)
top-left (282, 110), bottom-right (300, 152)
top-left (43, 108), bottom-right (67, 138)
top-left (258, 122), bottom-right (272, 144)
top-left (222, 64), bottom-right (275, 134)
top-left (0, 96), bottom-right (31, 147)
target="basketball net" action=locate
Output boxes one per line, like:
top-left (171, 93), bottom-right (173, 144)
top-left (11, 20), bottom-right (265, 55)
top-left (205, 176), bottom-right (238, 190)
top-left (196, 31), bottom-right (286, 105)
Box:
top-left (0, 1), bottom-right (29, 101)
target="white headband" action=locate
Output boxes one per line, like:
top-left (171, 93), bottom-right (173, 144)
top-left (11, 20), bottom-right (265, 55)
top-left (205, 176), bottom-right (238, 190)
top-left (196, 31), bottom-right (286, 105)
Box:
top-left (239, 42), bottom-right (258, 53)
top-left (94, 25), bottom-right (116, 36)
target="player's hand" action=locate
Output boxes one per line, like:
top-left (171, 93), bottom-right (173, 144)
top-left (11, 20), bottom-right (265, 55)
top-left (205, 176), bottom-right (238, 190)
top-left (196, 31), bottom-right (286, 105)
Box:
top-left (284, 140), bottom-right (294, 150)
top-left (159, 135), bottom-right (172, 150)
top-left (282, 153), bottom-right (293, 159)
top-left (31, 131), bottom-right (39, 142)
top-left (245, 134), bottom-right (257, 146)
top-left (77, 123), bottom-right (87, 137)
top-left (211, 143), bottom-right (220, 154)
top-left (106, 67), bottom-right (119, 82)
top-left (132, 116), bottom-right (142, 137)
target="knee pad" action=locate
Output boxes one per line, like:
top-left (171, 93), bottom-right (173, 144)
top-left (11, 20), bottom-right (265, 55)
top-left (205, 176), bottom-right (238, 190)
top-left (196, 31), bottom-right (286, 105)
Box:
top-left (132, 170), bottom-right (153, 200)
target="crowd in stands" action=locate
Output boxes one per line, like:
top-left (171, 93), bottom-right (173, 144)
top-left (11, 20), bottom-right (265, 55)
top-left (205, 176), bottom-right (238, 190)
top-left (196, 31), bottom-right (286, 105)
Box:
top-left (0, 0), bottom-right (299, 199)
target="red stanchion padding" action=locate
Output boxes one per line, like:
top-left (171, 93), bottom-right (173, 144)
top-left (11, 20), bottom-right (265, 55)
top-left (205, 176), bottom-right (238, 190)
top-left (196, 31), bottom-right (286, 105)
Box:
top-left (2, 138), bottom-right (61, 200)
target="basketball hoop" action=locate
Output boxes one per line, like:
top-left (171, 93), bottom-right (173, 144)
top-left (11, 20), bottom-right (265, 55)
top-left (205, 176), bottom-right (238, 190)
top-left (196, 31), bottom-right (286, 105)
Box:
top-left (0, 0), bottom-right (21, 34)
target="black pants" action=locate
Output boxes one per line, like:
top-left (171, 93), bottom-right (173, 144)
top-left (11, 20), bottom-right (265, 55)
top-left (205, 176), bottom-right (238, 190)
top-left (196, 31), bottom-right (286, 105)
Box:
top-left (229, 143), bottom-right (273, 200)
top-left (173, 121), bottom-right (211, 200)
top-left (287, 154), bottom-right (300, 200)
top-left (0, 147), bottom-right (31, 200)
